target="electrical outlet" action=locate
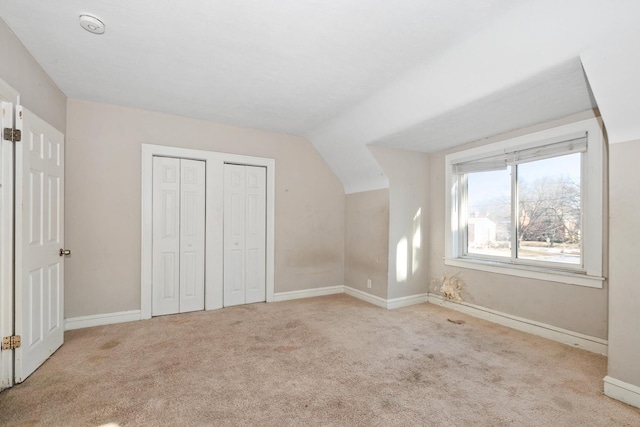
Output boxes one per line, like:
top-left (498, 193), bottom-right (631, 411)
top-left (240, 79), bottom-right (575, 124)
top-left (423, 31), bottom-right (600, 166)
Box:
top-left (367, 279), bottom-right (372, 289)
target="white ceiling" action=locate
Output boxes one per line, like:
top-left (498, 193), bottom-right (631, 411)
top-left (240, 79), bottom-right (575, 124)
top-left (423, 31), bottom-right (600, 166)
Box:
top-left (1, 1), bottom-right (639, 193)
top-left (0, 0), bottom-right (515, 134)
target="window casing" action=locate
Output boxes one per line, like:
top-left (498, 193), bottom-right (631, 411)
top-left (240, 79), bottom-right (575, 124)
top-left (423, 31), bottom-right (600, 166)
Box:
top-left (445, 118), bottom-right (604, 288)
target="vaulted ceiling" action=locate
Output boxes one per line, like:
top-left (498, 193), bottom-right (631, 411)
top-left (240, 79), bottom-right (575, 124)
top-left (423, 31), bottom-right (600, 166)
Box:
top-left (1, 1), bottom-right (639, 192)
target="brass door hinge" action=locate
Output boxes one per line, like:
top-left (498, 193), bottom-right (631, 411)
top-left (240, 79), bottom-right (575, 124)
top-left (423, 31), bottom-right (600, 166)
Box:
top-left (3, 127), bottom-right (21, 142)
top-left (2, 335), bottom-right (21, 350)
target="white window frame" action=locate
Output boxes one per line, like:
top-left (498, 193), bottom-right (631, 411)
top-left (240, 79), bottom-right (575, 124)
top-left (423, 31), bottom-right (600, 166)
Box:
top-left (445, 118), bottom-right (604, 288)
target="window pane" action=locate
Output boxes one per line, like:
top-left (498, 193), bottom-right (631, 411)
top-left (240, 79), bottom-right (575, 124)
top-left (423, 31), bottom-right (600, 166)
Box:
top-left (517, 153), bottom-right (581, 264)
top-left (467, 168), bottom-right (511, 258)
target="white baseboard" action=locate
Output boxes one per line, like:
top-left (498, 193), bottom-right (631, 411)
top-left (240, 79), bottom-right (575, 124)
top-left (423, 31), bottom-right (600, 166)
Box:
top-left (274, 285), bottom-right (427, 311)
top-left (344, 286), bottom-right (388, 308)
top-left (427, 293), bottom-right (608, 355)
top-left (65, 310), bottom-right (142, 331)
top-left (272, 285), bottom-right (344, 302)
top-left (63, 286), bottom-right (425, 331)
top-left (387, 293), bottom-right (429, 309)
top-left (604, 376), bottom-right (640, 409)
top-left (344, 287), bottom-right (428, 310)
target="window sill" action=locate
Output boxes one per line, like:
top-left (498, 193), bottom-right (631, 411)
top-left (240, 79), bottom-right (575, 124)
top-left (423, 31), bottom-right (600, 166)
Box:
top-left (444, 257), bottom-right (604, 288)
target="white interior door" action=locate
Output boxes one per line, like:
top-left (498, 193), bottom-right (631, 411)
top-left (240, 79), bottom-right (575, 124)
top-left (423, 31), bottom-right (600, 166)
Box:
top-left (152, 157), bottom-right (205, 316)
top-left (223, 164), bottom-right (266, 307)
top-left (14, 105), bottom-right (64, 383)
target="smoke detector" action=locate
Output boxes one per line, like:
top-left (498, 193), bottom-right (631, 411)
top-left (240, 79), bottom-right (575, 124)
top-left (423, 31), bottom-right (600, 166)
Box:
top-left (79, 14), bottom-right (105, 35)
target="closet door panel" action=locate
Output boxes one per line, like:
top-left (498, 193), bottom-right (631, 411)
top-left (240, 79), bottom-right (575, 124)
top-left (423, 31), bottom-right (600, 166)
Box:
top-left (179, 159), bottom-right (205, 313)
top-left (152, 157), bottom-right (181, 316)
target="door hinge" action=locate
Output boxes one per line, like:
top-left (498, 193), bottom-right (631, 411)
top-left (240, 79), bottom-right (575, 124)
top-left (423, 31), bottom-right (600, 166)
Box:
top-left (3, 127), bottom-right (21, 142)
top-left (2, 335), bottom-right (21, 350)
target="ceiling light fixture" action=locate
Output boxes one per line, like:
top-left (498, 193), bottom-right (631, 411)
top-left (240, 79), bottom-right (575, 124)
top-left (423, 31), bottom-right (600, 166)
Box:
top-left (79, 14), bottom-right (105, 35)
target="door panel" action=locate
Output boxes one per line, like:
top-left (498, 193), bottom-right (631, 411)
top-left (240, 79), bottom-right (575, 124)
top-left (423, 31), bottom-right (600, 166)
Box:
top-left (15, 106), bottom-right (64, 383)
top-left (223, 164), bottom-right (266, 306)
top-left (152, 157), bottom-right (181, 316)
top-left (152, 157), bottom-right (205, 315)
top-left (179, 159), bottom-right (205, 313)
top-left (224, 165), bottom-right (246, 307)
top-left (244, 167), bottom-right (266, 304)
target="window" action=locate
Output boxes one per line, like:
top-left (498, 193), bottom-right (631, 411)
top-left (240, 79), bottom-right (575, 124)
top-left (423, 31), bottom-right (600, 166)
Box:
top-left (445, 118), bottom-right (604, 288)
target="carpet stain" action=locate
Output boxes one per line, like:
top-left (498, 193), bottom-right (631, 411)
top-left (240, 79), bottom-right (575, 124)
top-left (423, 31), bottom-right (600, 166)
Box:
top-left (327, 399), bottom-right (346, 409)
top-left (553, 396), bottom-right (574, 410)
top-left (100, 340), bottom-right (120, 350)
top-left (285, 320), bottom-right (302, 329)
top-left (89, 355), bottom-right (108, 363)
top-left (275, 345), bottom-right (300, 353)
top-left (490, 374), bottom-right (504, 384)
top-left (381, 399), bottom-right (401, 412)
top-left (13, 420), bottom-right (39, 427)
top-left (561, 378), bottom-right (589, 394)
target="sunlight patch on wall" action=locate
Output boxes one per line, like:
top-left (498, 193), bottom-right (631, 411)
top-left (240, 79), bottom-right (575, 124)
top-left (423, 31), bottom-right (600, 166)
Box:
top-left (396, 237), bottom-right (408, 282)
top-left (412, 208), bottom-right (421, 275)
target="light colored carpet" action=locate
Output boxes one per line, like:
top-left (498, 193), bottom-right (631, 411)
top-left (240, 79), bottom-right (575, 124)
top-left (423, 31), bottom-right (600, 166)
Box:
top-left (1, 294), bottom-right (639, 426)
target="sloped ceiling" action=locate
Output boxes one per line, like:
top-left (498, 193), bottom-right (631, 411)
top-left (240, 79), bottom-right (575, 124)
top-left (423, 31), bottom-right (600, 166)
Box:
top-left (1, 1), bottom-right (639, 193)
top-left (372, 58), bottom-right (597, 154)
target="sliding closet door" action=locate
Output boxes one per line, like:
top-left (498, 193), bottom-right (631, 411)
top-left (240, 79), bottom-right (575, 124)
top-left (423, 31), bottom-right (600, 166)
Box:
top-left (223, 164), bottom-right (266, 307)
top-left (152, 157), bottom-right (205, 316)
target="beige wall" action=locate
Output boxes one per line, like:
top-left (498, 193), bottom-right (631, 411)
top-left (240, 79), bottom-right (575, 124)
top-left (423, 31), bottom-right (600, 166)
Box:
top-left (0, 19), bottom-right (66, 132)
top-left (608, 140), bottom-right (640, 385)
top-left (428, 111), bottom-right (608, 339)
top-left (345, 189), bottom-right (389, 299)
top-left (65, 99), bottom-right (344, 317)
top-left (371, 147), bottom-right (430, 299)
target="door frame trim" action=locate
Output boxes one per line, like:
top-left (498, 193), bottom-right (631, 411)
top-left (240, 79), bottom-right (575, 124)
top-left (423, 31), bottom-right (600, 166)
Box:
top-left (0, 101), bottom-right (15, 390)
top-left (141, 144), bottom-right (275, 319)
top-left (0, 78), bottom-right (19, 390)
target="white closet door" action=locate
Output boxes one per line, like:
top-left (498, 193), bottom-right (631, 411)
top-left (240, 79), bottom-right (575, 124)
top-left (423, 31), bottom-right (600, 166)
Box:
top-left (223, 164), bottom-right (246, 307)
top-left (179, 159), bottom-right (205, 313)
top-left (152, 157), bottom-right (181, 316)
top-left (244, 166), bottom-right (266, 304)
top-left (14, 106), bottom-right (64, 383)
top-left (223, 164), bottom-right (266, 307)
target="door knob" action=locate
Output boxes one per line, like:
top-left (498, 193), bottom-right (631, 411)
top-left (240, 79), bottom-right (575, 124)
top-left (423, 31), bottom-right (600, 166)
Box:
top-left (59, 249), bottom-right (71, 257)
